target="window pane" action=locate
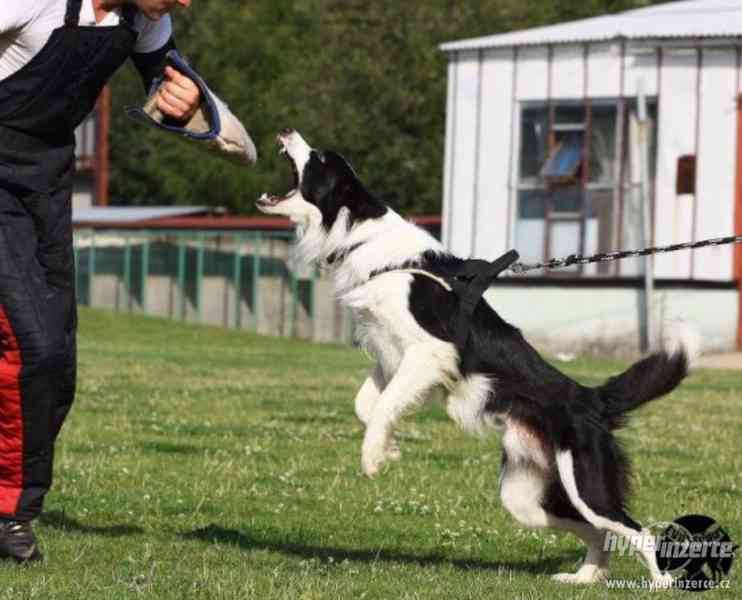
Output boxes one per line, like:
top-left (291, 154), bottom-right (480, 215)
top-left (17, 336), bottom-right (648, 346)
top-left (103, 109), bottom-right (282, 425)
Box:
top-left (621, 99), bottom-right (658, 278)
top-left (555, 104), bottom-right (585, 126)
top-left (589, 104), bottom-right (617, 184)
top-left (585, 189), bottom-right (615, 276)
top-left (552, 186), bottom-right (582, 213)
top-left (549, 221), bottom-right (580, 273)
top-left (519, 107), bottom-right (549, 181)
top-left (624, 99), bottom-right (658, 181)
top-left (517, 189), bottom-right (546, 219)
top-left (540, 134), bottom-right (583, 181)
top-left (550, 222), bottom-right (581, 257)
top-left (516, 189), bottom-right (545, 263)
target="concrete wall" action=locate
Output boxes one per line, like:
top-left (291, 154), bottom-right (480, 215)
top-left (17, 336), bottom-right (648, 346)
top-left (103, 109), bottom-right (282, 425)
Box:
top-left (77, 235), bottom-right (738, 355)
top-left (486, 283), bottom-right (737, 357)
top-left (77, 235), bottom-right (354, 345)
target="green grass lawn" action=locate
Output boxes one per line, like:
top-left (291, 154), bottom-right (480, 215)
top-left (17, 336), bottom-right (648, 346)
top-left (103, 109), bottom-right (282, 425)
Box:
top-left (2, 308), bottom-right (740, 599)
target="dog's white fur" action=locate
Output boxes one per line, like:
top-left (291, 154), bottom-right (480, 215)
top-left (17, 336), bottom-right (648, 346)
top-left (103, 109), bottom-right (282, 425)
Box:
top-left (261, 132), bottom-right (470, 476)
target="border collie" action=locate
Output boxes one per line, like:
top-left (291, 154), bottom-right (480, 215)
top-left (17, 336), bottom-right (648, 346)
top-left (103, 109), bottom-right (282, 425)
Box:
top-left (257, 129), bottom-right (696, 586)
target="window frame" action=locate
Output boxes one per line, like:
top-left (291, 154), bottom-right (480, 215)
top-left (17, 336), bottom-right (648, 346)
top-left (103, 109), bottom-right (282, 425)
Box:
top-left (513, 97), bottom-right (657, 278)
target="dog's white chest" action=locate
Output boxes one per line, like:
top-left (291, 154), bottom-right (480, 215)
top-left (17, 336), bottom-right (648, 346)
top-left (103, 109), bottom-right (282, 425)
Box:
top-left (352, 308), bottom-right (405, 377)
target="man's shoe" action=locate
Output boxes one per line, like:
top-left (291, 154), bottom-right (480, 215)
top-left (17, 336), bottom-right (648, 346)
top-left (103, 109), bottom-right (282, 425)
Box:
top-left (0, 520), bottom-right (43, 563)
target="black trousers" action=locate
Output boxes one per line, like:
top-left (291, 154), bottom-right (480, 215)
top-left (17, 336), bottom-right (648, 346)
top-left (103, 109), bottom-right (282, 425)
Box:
top-left (0, 146), bottom-right (76, 521)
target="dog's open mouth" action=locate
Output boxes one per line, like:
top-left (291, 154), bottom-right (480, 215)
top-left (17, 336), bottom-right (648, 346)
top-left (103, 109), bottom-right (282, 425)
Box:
top-left (256, 138), bottom-right (300, 208)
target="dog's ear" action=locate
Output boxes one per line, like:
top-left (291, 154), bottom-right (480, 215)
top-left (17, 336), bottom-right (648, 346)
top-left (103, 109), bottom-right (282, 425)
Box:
top-left (321, 152), bottom-right (387, 222)
top-left (300, 150), bottom-right (387, 230)
top-left (300, 151), bottom-right (338, 206)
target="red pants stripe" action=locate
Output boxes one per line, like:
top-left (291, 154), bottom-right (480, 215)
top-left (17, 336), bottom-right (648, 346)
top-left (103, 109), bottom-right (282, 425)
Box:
top-left (0, 306), bottom-right (23, 515)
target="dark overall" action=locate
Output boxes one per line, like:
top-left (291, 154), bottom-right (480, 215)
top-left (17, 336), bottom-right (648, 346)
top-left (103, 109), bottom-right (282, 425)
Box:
top-left (0, 0), bottom-right (137, 520)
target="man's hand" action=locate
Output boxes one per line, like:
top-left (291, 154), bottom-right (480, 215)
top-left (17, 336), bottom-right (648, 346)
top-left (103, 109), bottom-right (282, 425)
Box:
top-left (156, 66), bottom-right (201, 122)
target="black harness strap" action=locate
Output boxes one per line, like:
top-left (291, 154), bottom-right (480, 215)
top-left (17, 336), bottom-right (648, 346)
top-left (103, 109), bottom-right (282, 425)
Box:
top-left (326, 242), bottom-right (365, 265)
top-left (121, 4), bottom-right (139, 26)
top-left (450, 249), bottom-right (520, 349)
top-left (65, 0), bottom-right (83, 26)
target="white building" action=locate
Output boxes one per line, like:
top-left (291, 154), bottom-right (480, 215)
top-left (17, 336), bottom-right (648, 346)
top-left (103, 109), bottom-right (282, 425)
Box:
top-left (441, 0), bottom-right (742, 355)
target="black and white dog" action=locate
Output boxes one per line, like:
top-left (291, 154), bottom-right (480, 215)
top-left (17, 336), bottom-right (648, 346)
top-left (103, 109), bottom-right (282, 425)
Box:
top-left (257, 129), bottom-right (696, 586)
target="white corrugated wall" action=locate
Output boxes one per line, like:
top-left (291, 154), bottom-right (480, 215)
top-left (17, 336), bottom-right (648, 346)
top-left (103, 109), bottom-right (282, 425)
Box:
top-left (443, 42), bottom-right (740, 283)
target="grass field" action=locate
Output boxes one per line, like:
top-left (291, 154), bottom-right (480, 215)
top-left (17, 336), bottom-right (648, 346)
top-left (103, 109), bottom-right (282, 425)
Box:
top-left (2, 308), bottom-right (740, 599)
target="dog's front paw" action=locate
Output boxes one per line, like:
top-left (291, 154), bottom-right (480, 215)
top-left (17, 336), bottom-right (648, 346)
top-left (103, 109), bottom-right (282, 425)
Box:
top-left (361, 446), bottom-right (387, 477)
top-left (362, 455), bottom-right (385, 477)
top-left (361, 433), bottom-right (389, 478)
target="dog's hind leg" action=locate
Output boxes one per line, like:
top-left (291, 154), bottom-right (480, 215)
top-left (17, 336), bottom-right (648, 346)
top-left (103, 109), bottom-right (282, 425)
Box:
top-left (549, 520), bottom-right (610, 584)
top-left (538, 477), bottom-right (611, 584)
top-left (361, 344), bottom-right (452, 477)
top-left (555, 449), bottom-right (674, 588)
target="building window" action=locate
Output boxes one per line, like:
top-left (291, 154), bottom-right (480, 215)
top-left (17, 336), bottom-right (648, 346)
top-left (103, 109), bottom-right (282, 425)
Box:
top-left (676, 155), bottom-right (696, 195)
top-left (515, 99), bottom-right (657, 277)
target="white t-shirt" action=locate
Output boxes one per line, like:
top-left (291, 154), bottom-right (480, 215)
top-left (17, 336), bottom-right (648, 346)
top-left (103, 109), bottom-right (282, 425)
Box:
top-left (0, 0), bottom-right (172, 81)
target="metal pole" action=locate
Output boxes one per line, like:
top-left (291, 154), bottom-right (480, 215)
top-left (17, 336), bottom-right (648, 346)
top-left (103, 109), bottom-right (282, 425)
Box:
top-left (141, 237), bottom-right (150, 313)
top-left (638, 81), bottom-right (655, 352)
top-left (289, 264), bottom-right (298, 337)
top-left (177, 236), bottom-right (186, 320)
top-left (123, 235), bottom-right (132, 312)
top-left (73, 233), bottom-right (79, 301)
top-left (233, 234), bottom-right (243, 329)
top-left (252, 232), bottom-right (262, 333)
top-left (88, 231), bottom-right (96, 306)
top-left (309, 265), bottom-right (317, 341)
top-left (196, 232), bottom-right (205, 323)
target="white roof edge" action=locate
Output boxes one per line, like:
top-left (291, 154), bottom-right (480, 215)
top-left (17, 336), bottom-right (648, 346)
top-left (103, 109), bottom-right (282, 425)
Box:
top-left (440, 0), bottom-right (742, 53)
top-left (72, 206), bottom-right (211, 223)
top-left (440, 33), bottom-right (742, 53)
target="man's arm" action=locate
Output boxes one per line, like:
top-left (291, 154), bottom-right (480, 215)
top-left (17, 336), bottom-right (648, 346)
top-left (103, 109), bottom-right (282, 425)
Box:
top-left (131, 38), bottom-right (201, 123)
top-left (131, 37), bottom-right (176, 93)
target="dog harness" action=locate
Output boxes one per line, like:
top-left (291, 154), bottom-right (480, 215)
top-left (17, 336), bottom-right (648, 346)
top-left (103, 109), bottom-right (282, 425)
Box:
top-left (446, 249), bottom-right (520, 348)
top-left (354, 246), bottom-right (520, 350)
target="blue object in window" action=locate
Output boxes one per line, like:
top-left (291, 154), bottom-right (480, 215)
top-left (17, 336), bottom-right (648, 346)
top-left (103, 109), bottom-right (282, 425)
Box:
top-left (540, 135), bottom-right (583, 182)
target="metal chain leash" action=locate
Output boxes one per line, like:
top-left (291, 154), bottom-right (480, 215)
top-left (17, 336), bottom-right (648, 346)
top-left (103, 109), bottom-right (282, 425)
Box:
top-left (508, 234), bottom-right (742, 274)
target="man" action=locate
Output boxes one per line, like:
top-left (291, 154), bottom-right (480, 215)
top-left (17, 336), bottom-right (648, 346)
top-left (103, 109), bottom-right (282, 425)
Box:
top-left (0, 0), bottom-right (238, 562)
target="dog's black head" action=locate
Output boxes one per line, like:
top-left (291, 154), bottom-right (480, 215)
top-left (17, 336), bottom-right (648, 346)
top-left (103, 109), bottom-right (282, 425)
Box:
top-left (256, 130), bottom-right (386, 231)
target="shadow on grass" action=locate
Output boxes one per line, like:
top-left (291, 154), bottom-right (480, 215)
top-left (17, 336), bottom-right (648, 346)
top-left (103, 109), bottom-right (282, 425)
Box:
top-left (181, 524), bottom-right (580, 574)
top-left (40, 511), bottom-right (143, 537)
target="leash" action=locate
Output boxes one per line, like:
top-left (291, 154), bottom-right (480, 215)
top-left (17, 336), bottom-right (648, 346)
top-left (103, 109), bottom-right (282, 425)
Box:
top-left (508, 234), bottom-right (742, 274)
top-left (354, 233), bottom-right (742, 351)
top-left (443, 233), bottom-right (741, 349)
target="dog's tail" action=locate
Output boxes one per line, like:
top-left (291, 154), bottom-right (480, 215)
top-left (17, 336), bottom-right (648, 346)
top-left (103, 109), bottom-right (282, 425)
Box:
top-left (596, 322), bottom-right (700, 428)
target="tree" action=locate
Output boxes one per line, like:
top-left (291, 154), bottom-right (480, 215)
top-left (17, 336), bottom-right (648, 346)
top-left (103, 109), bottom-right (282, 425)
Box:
top-left (108, 0), bottom-right (663, 215)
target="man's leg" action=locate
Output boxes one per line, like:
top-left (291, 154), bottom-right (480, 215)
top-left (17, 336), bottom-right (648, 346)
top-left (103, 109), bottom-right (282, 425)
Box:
top-left (0, 185), bottom-right (76, 560)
